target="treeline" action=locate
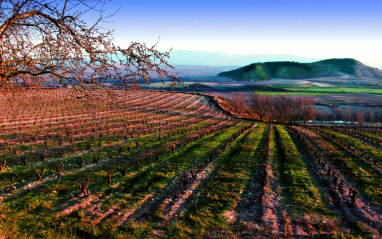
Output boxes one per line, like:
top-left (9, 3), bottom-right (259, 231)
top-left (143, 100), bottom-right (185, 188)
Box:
top-left (227, 92), bottom-right (381, 125)
top-left (228, 92), bottom-right (315, 124)
top-left (315, 107), bottom-right (382, 124)
top-left (251, 94), bottom-right (316, 124)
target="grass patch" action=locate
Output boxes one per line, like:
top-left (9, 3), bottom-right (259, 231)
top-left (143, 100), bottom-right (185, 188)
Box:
top-left (178, 124), bottom-right (265, 237)
top-left (273, 125), bottom-right (329, 215)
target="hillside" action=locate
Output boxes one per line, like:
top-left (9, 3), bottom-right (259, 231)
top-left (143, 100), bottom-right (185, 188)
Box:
top-left (217, 58), bottom-right (382, 81)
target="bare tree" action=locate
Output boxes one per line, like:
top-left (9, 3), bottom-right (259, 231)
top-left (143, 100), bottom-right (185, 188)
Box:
top-left (315, 109), bottom-right (328, 123)
top-left (298, 97), bottom-right (316, 124)
top-left (375, 110), bottom-right (382, 123)
top-left (344, 108), bottom-right (352, 123)
top-left (366, 107), bottom-right (375, 123)
top-left (273, 95), bottom-right (298, 123)
top-left (356, 111), bottom-right (365, 125)
top-left (0, 0), bottom-right (181, 93)
top-left (230, 92), bottom-right (247, 118)
top-left (267, 105), bottom-right (277, 123)
top-left (333, 107), bottom-right (343, 121)
top-left (250, 93), bottom-right (273, 121)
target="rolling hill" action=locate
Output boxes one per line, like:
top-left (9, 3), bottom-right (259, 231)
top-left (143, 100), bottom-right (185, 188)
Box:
top-left (217, 58), bottom-right (382, 81)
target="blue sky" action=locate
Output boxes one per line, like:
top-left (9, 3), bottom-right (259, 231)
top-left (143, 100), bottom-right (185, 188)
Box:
top-left (94, 0), bottom-right (382, 67)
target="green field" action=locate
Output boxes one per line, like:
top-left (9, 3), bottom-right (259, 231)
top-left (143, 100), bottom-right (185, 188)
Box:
top-left (281, 86), bottom-right (382, 94)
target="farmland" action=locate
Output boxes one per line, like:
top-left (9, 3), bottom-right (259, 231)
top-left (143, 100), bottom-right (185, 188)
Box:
top-left (0, 89), bottom-right (381, 238)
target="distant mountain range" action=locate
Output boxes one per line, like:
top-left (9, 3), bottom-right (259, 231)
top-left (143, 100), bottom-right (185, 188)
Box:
top-left (168, 50), bottom-right (319, 66)
top-left (217, 58), bottom-right (382, 80)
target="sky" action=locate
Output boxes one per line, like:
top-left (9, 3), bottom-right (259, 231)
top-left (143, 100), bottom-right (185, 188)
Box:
top-left (92, 0), bottom-right (382, 68)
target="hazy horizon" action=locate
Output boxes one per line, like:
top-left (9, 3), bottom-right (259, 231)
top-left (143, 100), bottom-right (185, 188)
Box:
top-left (84, 0), bottom-right (382, 69)
top-left (167, 50), bottom-right (382, 68)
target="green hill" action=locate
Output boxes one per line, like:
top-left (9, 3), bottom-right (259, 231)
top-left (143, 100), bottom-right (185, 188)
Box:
top-left (217, 58), bottom-right (382, 80)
